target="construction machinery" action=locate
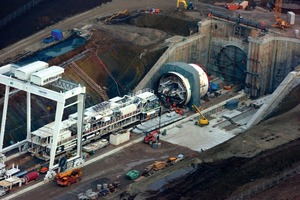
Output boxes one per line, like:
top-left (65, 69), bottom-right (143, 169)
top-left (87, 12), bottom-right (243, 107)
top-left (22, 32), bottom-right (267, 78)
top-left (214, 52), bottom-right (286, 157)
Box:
top-left (176, 0), bottom-right (196, 10)
top-left (272, 0), bottom-right (291, 29)
top-left (143, 130), bottom-right (159, 146)
top-left (22, 171), bottom-right (39, 184)
top-left (168, 154), bottom-right (184, 165)
top-left (143, 161), bottom-right (168, 176)
top-left (56, 168), bottom-right (82, 186)
top-left (192, 105), bottom-right (209, 126)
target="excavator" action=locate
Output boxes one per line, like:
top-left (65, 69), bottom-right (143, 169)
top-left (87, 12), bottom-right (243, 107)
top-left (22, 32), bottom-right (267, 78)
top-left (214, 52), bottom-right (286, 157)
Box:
top-left (176, 0), bottom-right (196, 11)
top-left (271, 0), bottom-right (291, 30)
top-left (192, 105), bottom-right (209, 127)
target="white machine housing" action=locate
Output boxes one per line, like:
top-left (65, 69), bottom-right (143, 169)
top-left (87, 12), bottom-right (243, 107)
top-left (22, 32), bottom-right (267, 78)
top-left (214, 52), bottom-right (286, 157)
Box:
top-left (30, 66), bottom-right (64, 86)
top-left (188, 63), bottom-right (209, 97)
top-left (14, 61), bottom-right (49, 81)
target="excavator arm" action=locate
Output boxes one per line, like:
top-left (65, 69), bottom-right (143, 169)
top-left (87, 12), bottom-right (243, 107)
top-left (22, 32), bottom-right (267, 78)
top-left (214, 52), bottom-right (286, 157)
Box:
top-left (192, 105), bottom-right (209, 126)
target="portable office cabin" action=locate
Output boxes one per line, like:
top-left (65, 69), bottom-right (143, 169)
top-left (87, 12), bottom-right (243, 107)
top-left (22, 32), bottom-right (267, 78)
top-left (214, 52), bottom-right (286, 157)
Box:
top-left (14, 61), bottom-right (49, 81)
top-left (30, 66), bottom-right (64, 86)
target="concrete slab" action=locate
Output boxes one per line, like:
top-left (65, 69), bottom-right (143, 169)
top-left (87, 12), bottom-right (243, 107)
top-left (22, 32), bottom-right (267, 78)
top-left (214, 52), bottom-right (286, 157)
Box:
top-left (222, 110), bottom-right (242, 119)
top-left (160, 105), bottom-right (259, 153)
top-left (160, 119), bottom-right (235, 152)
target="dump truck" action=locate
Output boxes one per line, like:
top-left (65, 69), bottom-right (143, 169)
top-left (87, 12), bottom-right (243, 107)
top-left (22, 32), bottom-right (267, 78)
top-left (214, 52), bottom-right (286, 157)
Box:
top-left (56, 168), bottom-right (82, 186)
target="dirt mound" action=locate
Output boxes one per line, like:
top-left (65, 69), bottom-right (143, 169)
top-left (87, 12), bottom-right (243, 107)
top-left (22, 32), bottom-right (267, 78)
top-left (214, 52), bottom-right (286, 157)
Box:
top-left (132, 13), bottom-right (198, 36)
top-left (94, 24), bottom-right (170, 46)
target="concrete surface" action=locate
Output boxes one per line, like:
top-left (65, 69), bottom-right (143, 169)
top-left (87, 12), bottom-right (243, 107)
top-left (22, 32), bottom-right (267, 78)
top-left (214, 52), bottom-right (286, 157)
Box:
top-left (161, 119), bottom-right (235, 152)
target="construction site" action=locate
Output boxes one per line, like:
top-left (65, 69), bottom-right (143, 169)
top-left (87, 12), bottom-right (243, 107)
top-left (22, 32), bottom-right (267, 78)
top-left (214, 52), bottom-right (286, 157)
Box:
top-left (0, 0), bottom-right (299, 199)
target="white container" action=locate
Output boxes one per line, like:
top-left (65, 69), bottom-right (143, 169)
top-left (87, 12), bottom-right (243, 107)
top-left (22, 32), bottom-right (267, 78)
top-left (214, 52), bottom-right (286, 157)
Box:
top-left (119, 104), bottom-right (137, 116)
top-left (295, 29), bottom-right (299, 38)
top-left (15, 61), bottom-right (49, 81)
top-left (97, 184), bottom-right (102, 191)
top-left (287, 11), bottom-right (295, 25)
top-left (109, 131), bottom-right (130, 146)
top-left (30, 66), bottom-right (64, 86)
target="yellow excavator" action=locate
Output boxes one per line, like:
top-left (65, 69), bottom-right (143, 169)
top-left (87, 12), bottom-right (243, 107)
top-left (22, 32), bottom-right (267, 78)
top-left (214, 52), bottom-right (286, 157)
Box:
top-left (176, 0), bottom-right (196, 10)
top-left (192, 105), bottom-right (209, 127)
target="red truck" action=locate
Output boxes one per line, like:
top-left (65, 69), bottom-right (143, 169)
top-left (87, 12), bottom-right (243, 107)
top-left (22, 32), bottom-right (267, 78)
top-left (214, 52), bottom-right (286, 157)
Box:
top-left (144, 130), bottom-right (159, 146)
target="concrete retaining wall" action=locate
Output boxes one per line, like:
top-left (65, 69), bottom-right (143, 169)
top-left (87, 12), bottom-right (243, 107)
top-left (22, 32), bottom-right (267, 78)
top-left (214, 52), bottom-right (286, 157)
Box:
top-left (247, 36), bottom-right (300, 97)
top-left (135, 18), bottom-right (300, 101)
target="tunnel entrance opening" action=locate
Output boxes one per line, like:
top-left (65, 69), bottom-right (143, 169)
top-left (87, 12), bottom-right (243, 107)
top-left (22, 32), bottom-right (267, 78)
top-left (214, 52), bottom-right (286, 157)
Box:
top-left (216, 45), bottom-right (247, 88)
